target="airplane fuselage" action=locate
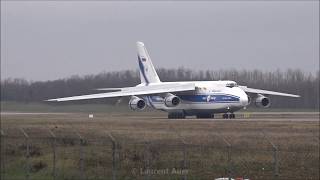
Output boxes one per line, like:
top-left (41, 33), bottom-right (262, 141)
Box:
top-left (142, 80), bottom-right (249, 115)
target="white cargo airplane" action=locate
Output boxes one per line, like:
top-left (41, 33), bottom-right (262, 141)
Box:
top-left (47, 42), bottom-right (300, 119)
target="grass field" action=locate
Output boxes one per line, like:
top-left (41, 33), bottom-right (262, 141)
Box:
top-left (1, 110), bottom-right (319, 180)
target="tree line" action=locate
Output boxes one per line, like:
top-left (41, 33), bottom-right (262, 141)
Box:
top-left (1, 68), bottom-right (319, 109)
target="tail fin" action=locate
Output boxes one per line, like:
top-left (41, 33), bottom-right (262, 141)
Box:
top-left (136, 41), bottom-right (161, 84)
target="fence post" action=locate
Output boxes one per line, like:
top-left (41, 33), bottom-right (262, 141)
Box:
top-left (1, 129), bottom-right (5, 180)
top-left (261, 132), bottom-right (279, 179)
top-left (76, 132), bottom-right (85, 180)
top-left (49, 129), bottom-right (57, 180)
top-left (170, 126), bottom-right (188, 180)
top-left (20, 128), bottom-right (30, 180)
top-left (273, 146), bottom-right (279, 179)
top-left (144, 141), bottom-right (151, 180)
top-left (107, 132), bottom-right (117, 180)
top-left (181, 139), bottom-right (187, 180)
top-left (215, 133), bottom-right (232, 180)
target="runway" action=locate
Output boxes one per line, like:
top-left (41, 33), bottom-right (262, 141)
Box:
top-left (0, 112), bottom-right (72, 115)
top-left (1, 111), bottom-right (319, 121)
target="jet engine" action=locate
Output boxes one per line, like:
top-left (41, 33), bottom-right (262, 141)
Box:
top-left (247, 95), bottom-right (251, 105)
top-left (129, 96), bottom-right (146, 110)
top-left (255, 94), bottom-right (270, 108)
top-left (164, 94), bottom-right (180, 107)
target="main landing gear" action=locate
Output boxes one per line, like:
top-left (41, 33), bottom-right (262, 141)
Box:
top-left (168, 112), bottom-right (235, 119)
top-left (168, 112), bottom-right (186, 119)
top-left (196, 114), bottom-right (214, 119)
top-left (223, 113), bottom-right (235, 119)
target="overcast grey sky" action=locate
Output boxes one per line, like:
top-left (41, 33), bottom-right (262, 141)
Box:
top-left (1, 1), bottom-right (319, 81)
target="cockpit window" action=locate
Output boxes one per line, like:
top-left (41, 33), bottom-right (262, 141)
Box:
top-left (226, 82), bottom-right (238, 88)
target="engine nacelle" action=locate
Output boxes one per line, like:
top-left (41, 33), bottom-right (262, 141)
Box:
top-left (164, 94), bottom-right (180, 107)
top-left (247, 95), bottom-right (251, 105)
top-left (129, 96), bottom-right (146, 111)
top-left (255, 94), bottom-right (271, 108)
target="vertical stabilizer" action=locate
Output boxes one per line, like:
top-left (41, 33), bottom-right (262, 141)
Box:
top-left (136, 41), bottom-right (161, 84)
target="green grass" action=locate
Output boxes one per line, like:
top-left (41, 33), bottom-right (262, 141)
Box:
top-left (1, 111), bottom-right (319, 180)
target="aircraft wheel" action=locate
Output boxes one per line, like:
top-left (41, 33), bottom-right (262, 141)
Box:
top-left (223, 113), bottom-right (228, 119)
top-left (196, 114), bottom-right (205, 119)
top-left (196, 114), bottom-right (213, 119)
top-left (168, 112), bottom-right (185, 119)
top-left (230, 113), bottom-right (235, 119)
top-left (196, 114), bottom-right (202, 119)
top-left (177, 112), bottom-right (186, 119)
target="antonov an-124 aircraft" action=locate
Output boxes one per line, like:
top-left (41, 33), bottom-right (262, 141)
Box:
top-left (47, 42), bottom-right (300, 119)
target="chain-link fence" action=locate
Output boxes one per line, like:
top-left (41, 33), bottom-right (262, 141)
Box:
top-left (1, 127), bottom-right (319, 180)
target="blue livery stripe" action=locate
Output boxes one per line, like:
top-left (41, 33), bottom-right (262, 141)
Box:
top-left (179, 94), bottom-right (240, 102)
top-left (148, 94), bottom-right (240, 104)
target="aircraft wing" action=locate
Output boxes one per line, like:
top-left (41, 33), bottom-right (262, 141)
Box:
top-left (47, 83), bottom-right (195, 102)
top-left (239, 86), bottom-right (300, 98)
top-left (95, 88), bottom-right (122, 91)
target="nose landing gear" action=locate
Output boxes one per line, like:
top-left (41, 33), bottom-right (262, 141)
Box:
top-left (223, 113), bottom-right (235, 119)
